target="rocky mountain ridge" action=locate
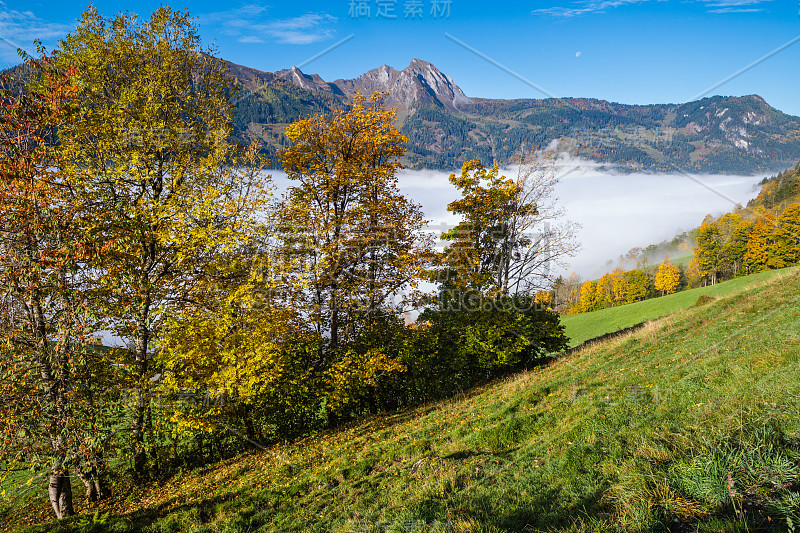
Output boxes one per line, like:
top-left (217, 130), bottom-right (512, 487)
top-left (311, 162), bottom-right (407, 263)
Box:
top-left (5, 57), bottom-right (799, 173)
top-left (228, 57), bottom-right (469, 112)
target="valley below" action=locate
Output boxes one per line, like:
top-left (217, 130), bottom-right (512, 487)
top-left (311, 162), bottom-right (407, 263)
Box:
top-left (272, 162), bottom-right (767, 278)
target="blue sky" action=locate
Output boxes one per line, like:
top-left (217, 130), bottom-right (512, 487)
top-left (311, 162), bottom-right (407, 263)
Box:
top-left (1, 0), bottom-right (799, 113)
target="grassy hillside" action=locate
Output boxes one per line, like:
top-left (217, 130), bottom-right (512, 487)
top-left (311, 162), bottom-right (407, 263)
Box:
top-left (561, 267), bottom-right (794, 348)
top-left (5, 268), bottom-right (800, 532)
top-left (669, 252), bottom-right (694, 268)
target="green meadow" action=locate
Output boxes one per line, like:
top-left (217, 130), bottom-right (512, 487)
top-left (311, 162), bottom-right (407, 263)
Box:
top-left (6, 268), bottom-right (800, 532)
top-left (561, 267), bottom-right (795, 348)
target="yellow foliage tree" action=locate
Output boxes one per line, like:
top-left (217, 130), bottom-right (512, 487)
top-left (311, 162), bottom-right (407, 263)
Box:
top-left (279, 91), bottom-right (433, 353)
top-left (744, 211), bottom-right (784, 273)
top-left (578, 280), bottom-right (597, 312)
top-left (654, 258), bottom-right (681, 296)
top-left (275, 92), bottom-right (436, 418)
top-left (442, 159), bottom-right (522, 297)
top-left (56, 6), bottom-right (271, 473)
top-left (610, 268), bottom-right (629, 305)
top-left (534, 290), bottom-right (553, 309)
top-left (594, 273), bottom-right (614, 308)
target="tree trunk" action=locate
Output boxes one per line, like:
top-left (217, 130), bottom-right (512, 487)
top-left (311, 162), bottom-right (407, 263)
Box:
top-left (48, 466), bottom-right (74, 519)
top-left (31, 295), bottom-right (77, 520)
top-left (77, 458), bottom-right (110, 504)
top-left (330, 285), bottom-right (339, 351)
top-left (132, 297), bottom-right (151, 477)
top-left (76, 471), bottom-right (98, 503)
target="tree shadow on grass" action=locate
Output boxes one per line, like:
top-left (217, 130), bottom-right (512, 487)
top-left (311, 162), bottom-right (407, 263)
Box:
top-left (460, 484), bottom-right (609, 532)
top-left (19, 486), bottom-right (269, 533)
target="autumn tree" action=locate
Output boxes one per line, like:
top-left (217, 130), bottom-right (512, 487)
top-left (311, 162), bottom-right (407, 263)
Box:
top-left (158, 254), bottom-right (318, 443)
top-left (577, 280), bottom-right (597, 313)
top-left (534, 290), bottom-right (553, 309)
top-left (441, 159), bottom-right (518, 299)
top-left (623, 268), bottom-right (651, 303)
top-left (654, 258), bottom-right (681, 296)
top-left (55, 6), bottom-right (270, 475)
top-left (0, 49), bottom-right (112, 518)
top-left (744, 211), bottom-right (784, 273)
top-left (441, 157), bottom-right (579, 300)
top-left (719, 213), bottom-right (752, 278)
top-left (685, 256), bottom-right (703, 289)
top-left (505, 155), bottom-right (580, 295)
top-left (776, 203), bottom-right (800, 265)
top-left (594, 272), bottom-right (614, 309)
top-left (279, 91), bottom-right (433, 358)
top-left (552, 272), bottom-right (582, 313)
top-left (695, 218), bottom-right (722, 285)
top-left (694, 213), bottom-right (752, 284)
top-left (609, 268), bottom-right (629, 306)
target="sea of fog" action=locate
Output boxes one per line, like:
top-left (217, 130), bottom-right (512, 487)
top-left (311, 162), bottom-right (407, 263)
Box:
top-left (270, 160), bottom-right (767, 280)
top-left (100, 162), bottom-right (766, 347)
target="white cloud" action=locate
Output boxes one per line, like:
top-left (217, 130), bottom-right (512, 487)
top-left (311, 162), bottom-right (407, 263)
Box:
top-left (532, 0), bottom-right (771, 17)
top-left (705, 0), bottom-right (769, 6)
top-left (267, 14), bottom-right (336, 44)
top-left (200, 5), bottom-right (336, 45)
top-left (532, 0), bottom-right (654, 18)
top-left (704, 0), bottom-right (771, 13)
top-left (0, 5), bottom-right (72, 62)
top-left (707, 7), bottom-right (763, 12)
top-left (238, 35), bottom-right (265, 44)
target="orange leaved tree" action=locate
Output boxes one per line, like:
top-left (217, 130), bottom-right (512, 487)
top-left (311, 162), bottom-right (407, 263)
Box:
top-left (0, 49), bottom-right (112, 518)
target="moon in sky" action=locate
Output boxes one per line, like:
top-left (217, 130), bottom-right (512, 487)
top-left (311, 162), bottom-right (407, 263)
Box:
top-left (576, 51), bottom-right (582, 58)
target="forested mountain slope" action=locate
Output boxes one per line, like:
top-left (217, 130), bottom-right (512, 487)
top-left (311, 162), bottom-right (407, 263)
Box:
top-left (5, 58), bottom-right (800, 173)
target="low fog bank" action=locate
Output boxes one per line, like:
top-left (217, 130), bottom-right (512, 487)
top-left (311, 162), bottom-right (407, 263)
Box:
top-left (549, 161), bottom-right (766, 278)
top-left (269, 160), bottom-right (767, 280)
top-left (100, 163), bottom-right (765, 348)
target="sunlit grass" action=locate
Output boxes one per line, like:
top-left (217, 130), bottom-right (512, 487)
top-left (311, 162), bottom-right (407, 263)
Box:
top-left (4, 268), bottom-right (800, 532)
top-left (561, 266), bottom-right (796, 347)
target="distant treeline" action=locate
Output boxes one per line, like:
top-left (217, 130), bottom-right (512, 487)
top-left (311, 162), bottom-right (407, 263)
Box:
top-left (556, 161), bottom-right (800, 315)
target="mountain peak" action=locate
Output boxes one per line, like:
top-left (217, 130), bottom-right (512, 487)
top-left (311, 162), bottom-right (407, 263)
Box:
top-left (406, 58), bottom-right (432, 69)
top-left (239, 59), bottom-right (469, 112)
top-left (331, 59), bottom-right (470, 111)
top-left (216, 58), bottom-right (800, 174)
top-left (401, 59), bottom-right (470, 108)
